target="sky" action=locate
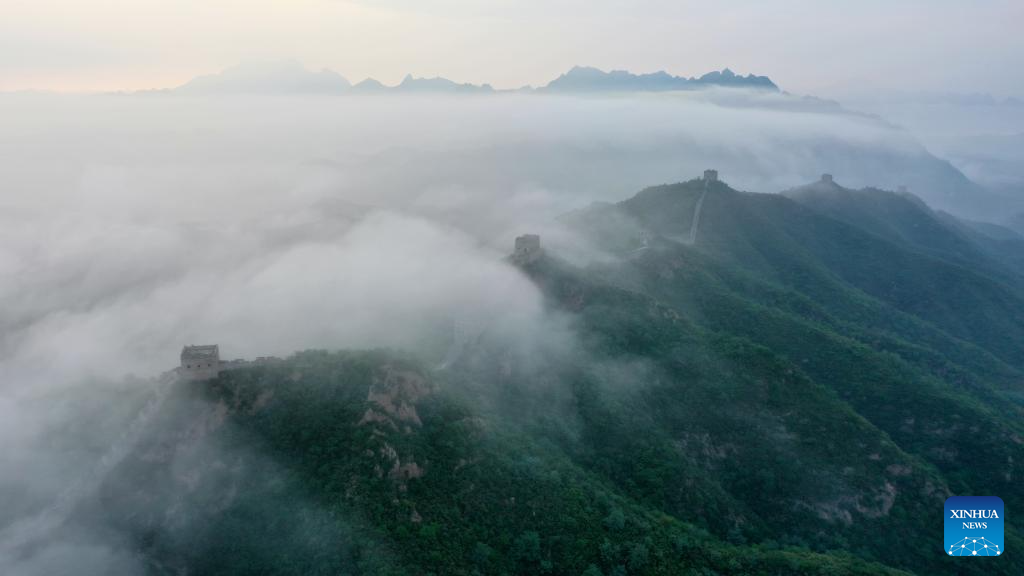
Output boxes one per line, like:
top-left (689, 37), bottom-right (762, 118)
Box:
top-left (2, 0), bottom-right (1022, 97)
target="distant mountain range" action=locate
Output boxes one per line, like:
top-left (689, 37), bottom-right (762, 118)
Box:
top-left (169, 61), bottom-right (778, 95)
top-left (351, 73), bottom-right (494, 94)
top-left (175, 60), bottom-right (351, 94)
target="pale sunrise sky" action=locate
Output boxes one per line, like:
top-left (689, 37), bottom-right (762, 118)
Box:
top-left (2, 0), bottom-right (1022, 97)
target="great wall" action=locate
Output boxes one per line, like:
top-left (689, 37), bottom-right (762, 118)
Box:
top-left (7, 169), bottom-right (903, 555)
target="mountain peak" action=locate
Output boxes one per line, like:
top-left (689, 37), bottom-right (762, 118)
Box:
top-left (175, 60), bottom-right (350, 94)
top-left (351, 77), bottom-right (386, 92)
top-left (396, 74), bottom-right (493, 93)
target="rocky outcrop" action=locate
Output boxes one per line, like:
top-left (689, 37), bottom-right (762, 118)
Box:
top-left (359, 365), bottom-right (432, 429)
top-left (802, 480), bottom-right (899, 526)
top-left (358, 366), bottom-right (434, 489)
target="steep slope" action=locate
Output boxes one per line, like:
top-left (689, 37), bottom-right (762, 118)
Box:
top-left (89, 238), bottom-right (1024, 574)
top-left (784, 177), bottom-right (1024, 280)
top-left (597, 179), bottom-right (1024, 371)
top-left (520, 254), bottom-right (1023, 575)
top-left (785, 179), bottom-right (986, 264)
top-left (46, 178), bottom-right (1024, 576)
top-left (88, 351), bottom-right (910, 576)
top-left (556, 178), bottom-right (1024, 573)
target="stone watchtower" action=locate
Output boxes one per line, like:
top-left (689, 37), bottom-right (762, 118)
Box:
top-left (180, 344), bottom-right (221, 380)
top-left (512, 234), bottom-right (542, 264)
top-left (703, 169), bottom-right (719, 182)
top-left (821, 173), bottom-right (834, 184)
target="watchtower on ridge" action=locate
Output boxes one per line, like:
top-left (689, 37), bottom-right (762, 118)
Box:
top-left (512, 234), bottom-right (542, 264)
top-left (180, 344), bottom-right (221, 380)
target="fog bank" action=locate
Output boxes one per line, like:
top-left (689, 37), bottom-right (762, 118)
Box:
top-left (0, 87), bottom-right (1008, 571)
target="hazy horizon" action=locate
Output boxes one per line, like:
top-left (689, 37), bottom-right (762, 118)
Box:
top-left (3, 1), bottom-right (1023, 100)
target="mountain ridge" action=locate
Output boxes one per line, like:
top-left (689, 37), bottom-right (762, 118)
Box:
top-left (174, 60), bottom-right (351, 94)
top-left (167, 61), bottom-right (779, 95)
top-left (783, 176), bottom-right (1024, 281)
top-left (48, 174), bottom-right (1024, 575)
top-left (541, 65), bottom-right (778, 92)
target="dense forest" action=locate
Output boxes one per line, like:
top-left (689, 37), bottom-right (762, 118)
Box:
top-left (88, 178), bottom-right (1024, 575)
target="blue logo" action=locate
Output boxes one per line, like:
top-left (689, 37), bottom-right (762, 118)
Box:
top-left (945, 496), bottom-right (1003, 557)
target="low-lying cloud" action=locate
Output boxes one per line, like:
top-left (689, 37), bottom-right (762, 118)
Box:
top-left (0, 87), bottom-right (1013, 572)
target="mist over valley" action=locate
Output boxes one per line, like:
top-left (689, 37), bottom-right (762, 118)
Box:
top-left (3, 5), bottom-right (1024, 574)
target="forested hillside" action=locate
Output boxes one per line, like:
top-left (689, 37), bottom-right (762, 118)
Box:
top-left (87, 178), bottom-right (1024, 575)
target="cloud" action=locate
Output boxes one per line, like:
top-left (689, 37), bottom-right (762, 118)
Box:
top-left (1, 540), bottom-right (144, 576)
top-left (0, 88), bottom-right (988, 390)
top-left (0, 89), bottom-right (985, 389)
top-left (0, 87), bottom-right (1013, 569)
